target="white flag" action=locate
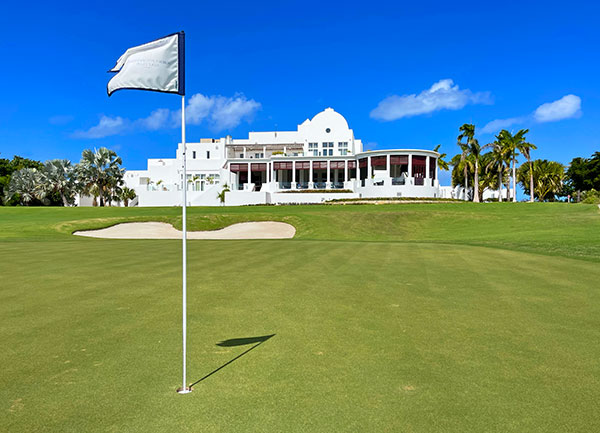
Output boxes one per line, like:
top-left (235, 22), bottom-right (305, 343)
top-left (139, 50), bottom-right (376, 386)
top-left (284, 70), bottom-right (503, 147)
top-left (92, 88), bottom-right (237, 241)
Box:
top-left (107, 32), bottom-right (184, 96)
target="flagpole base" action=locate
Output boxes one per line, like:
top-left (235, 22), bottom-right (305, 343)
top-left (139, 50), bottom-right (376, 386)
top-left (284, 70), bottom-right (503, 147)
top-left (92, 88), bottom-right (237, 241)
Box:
top-left (177, 387), bottom-right (192, 394)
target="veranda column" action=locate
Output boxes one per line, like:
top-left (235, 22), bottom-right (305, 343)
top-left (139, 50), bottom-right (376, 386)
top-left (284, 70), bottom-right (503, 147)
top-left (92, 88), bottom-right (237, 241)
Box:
top-left (408, 154), bottom-right (413, 183)
top-left (344, 161), bottom-right (348, 182)
top-left (292, 160), bottom-right (296, 189)
top-left (272, 162), bottom-right (276, 186)
top-left (425, 156), bottom-right (430, 186)
top-left (326, 160), bottom-right (331, 188)
top-left (309, 161), bottom-right (314, 189)
top-left (263, 146), bottom-right (266, 158)
top-left (386, 154), bottom-right (391, 185)
top-left (243, 147), bottom-right (247, 158)
top-left (367, 156), bottom-right (372, 181)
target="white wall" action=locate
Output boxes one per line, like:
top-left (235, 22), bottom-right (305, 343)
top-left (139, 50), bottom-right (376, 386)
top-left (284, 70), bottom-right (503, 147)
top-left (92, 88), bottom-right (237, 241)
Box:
top-left (357, 180), bottom-right (440, 198)
top-left (224, 191), bottom-right (270, 206)
top-left (133, 183), bottom-right (228, 207)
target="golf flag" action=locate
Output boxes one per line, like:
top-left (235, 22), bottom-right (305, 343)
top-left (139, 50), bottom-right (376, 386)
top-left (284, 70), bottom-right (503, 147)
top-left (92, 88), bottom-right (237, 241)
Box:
top-left (107, 31), bottom-right (191, 394)
top-left (107, 31), bottom-right (185, 96)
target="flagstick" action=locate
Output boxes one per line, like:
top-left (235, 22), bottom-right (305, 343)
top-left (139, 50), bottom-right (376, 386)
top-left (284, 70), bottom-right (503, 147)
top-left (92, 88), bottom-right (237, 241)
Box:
top-left (178, 94), bottom-right (191, 394)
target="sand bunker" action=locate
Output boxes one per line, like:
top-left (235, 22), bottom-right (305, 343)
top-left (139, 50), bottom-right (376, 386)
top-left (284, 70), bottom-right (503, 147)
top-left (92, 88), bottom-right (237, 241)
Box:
top-left (73, 221), bottom-right (295, 240)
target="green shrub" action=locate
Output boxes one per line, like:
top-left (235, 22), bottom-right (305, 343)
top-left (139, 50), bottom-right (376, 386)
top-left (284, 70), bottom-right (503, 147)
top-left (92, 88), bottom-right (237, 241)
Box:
top-left (581, 189), bottom-right (600, 204)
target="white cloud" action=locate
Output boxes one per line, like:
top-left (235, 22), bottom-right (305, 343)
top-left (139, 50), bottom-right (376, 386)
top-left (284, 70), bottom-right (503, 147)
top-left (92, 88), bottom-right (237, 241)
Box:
top-left (72, 93), bottom-right (261, 139)
top-left (179, 93), bottom-right (261, 130)
top-left (186, 93), bottom-right (215, 124)
top-left (137, 108), bottom-right (172, 131)
top-left (72, 115), bottom-right (128, 138)
top-left (211, 94), bottom-right (261, 129)
top-left (480, 117), bottom-right (524, 134)
top-left (481, 94), bottom-right (582, 135)
top-left (534, 94), bottom-right (582, 122)
top-left (370, 79), bottom-right (492, 121)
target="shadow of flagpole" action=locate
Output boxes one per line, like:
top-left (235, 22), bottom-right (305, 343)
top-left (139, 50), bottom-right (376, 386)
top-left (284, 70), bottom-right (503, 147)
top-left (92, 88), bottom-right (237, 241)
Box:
top-left (189, 334), bottom-right (275, 389)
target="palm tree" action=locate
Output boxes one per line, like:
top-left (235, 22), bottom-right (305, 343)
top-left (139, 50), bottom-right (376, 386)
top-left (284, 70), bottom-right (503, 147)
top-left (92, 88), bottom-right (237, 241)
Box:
top-left (458, 124), bottom-right (483, 202)
top-left (518, 159), bottom-right (564, 201)
top-left (518, 141), bottom-right (538, 202)
top-left (498, 129), bottom-right (528, 202)
top-left (495, 130), bottom-right (511, 200)
top-left (468, 139), bottom-right (483, 202)
top-left (76, 148), bottom-right (124, 207)
top-left (5, 168), bottom-right (41, 205)
top-left (478, 152), bottom-right (500, 200)
top-left (485, 141), bottom-right (501, 201)
top-left (457, 124), bottom-right (476, 201)
top-left (485, 136), bottom-right (511, 202)
top-left (457, 148), bottom-right (471, 200)
top-left (433, 145), bottom-right (450, 171)
top-left (538, 160), bottom-right (565, 201)
top-left (39, 159), bottom-right (75, 206)
top-left (450, 153), bottom-right (468, 198)
top-left (120, 187), bottom-right (137, 207)
top-left (216, 184), bottom-right (230, 205)
top-left (88, 184), bottom-right (100, 207)
top-left (451, 153), bottom-right (477, 200)
top-left (106, 178), bottom-right (123, 207)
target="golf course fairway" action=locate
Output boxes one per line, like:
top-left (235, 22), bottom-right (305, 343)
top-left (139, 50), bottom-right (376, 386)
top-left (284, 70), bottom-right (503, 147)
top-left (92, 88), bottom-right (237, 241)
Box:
top-left (1, 203), bottom-right (599, 432)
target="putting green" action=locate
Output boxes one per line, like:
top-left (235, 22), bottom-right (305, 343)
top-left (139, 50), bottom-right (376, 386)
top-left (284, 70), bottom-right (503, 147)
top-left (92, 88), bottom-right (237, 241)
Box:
top-left (1, 203), bottom-right (599, 432)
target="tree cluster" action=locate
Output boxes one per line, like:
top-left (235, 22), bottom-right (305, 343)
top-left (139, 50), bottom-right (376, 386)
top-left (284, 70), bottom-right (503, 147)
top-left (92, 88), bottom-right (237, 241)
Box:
top-left (564, 152), bottom-right (600, 203)
top-left (2, 147), bottom-right (137, 207)
top-left (447, 124), bottom-right (565, 202)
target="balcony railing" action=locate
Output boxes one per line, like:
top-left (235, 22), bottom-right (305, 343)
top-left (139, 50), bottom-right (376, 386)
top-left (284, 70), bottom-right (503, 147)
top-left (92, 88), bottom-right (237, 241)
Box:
top-left (314, 182), bottom-right (327, 189)
top-left (296, 182), bottom-right (309, 189)
top-left (279, 181), bottom-right (292, 190)
top-left (332, 182), bottom-right (344, 189)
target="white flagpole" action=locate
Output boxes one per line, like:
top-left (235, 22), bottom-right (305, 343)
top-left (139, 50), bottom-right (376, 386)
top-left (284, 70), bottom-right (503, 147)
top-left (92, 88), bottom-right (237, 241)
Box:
top-left (106, 30), bottom-right (189, 394)
top-left (178, 94), bottom-right (191, 394)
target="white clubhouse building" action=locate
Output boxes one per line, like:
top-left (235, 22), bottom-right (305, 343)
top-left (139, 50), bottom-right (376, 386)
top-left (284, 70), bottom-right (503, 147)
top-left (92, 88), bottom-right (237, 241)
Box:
top-left (125, 108), bottom-right (450, 206)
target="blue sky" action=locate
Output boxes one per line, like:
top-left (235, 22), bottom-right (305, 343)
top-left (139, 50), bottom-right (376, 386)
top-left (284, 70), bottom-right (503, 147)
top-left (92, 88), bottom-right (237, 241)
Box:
top-left (1, 0), bottom-right (598, 190)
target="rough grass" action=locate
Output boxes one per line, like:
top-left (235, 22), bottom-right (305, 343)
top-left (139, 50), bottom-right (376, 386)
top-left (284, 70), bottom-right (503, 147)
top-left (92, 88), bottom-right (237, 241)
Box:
top-left (1, 203), bottom-right (600, 432)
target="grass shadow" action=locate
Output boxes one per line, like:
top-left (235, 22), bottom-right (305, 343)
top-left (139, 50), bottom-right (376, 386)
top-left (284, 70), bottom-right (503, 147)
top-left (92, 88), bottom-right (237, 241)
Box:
top-left (189, 334), bottom-right (275, 388)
